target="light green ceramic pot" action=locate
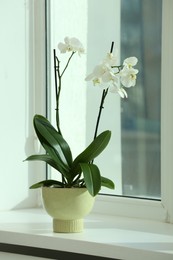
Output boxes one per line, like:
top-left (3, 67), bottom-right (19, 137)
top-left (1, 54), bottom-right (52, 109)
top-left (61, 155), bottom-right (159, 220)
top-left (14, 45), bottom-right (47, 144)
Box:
top-left (42, 187), bottom-right (95, 233)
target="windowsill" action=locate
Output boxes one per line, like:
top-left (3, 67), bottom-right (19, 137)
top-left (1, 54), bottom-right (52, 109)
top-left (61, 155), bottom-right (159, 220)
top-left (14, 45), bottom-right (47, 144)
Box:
top-left (0, 208), bottom-right (173, 260)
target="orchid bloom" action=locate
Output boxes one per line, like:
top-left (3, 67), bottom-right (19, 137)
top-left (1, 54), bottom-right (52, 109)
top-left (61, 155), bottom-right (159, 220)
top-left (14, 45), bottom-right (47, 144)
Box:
top-left (123, 56), bottom-right (138, 68)
top-left (85, 44), bottom-right (139, 143)
top-left (109, 84), bottom-right (128, 98)
top-left (58, 37), bottom-right (85, 55)
top-left (86, 53), bottom-right (138, 98)
top-left (86, 63), bottom-right (116, 86)
top-left (103, 52), bottom-right (118, 67)
top-left (120, 66), bottom-right (139, 88)
top-left (86, 63), bottom-right (120, 94)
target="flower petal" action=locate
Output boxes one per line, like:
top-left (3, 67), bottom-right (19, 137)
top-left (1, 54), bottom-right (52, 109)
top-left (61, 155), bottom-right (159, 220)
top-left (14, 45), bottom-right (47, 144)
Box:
top-left (58, 37), bottom-right (85, 54)
top-left (103, 52), bottom-right (118, 66)
top-left (123, 56), bottom-right (138, 68)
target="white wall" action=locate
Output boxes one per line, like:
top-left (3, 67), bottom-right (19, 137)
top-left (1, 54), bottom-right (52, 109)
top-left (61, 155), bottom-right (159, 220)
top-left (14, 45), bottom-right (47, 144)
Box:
top-left (0, 0), bottom-right (45, 210)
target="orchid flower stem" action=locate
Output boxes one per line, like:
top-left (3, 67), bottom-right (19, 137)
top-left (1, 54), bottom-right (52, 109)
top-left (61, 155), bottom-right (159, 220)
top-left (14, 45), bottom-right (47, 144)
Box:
top-left (53, 50), bottom-right (58, 99)
top-left (93, 41), bottom-right (114, 141)
top-left (61, 52), bottom-right (75, 77)
top-left (53, 49), bottom-right (62, 134)
top-left (93, 88), bottom-right (108, 140)
top-left (110, 41), bottom-right (114, 53)
top-left (53, 50), bottom-right (75, 135)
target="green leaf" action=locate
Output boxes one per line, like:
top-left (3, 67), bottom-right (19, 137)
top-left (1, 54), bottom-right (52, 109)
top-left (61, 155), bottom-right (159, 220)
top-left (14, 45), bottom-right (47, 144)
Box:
top-left (72, 130), bottom-right (111, 173)
top-left (30, 179), bottom-right (64, 189)
top-left (101, 176), bottom-right (115, 189)
top-left (24, 154), bottom-right (69, 177)
top-left (33, 115), bottom-right (73, 168)
top-left (80, 163), bottom-right (101, 196)
top-left (43, 143), bottom-right (70, 174)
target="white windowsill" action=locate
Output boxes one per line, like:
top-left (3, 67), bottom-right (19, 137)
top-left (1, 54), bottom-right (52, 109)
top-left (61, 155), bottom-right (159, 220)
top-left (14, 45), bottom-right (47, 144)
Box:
top-left (0, 208), bottom-right (173, 260)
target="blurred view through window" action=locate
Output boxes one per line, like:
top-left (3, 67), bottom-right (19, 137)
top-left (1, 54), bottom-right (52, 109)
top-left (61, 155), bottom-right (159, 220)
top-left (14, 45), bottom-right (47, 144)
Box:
top-left (121, 0), bottom-right (162, 199)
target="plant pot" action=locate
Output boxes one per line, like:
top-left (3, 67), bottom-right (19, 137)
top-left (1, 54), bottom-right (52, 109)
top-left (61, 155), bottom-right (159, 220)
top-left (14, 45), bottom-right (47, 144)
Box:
top-left (41, 187), bottom-right (95, 233)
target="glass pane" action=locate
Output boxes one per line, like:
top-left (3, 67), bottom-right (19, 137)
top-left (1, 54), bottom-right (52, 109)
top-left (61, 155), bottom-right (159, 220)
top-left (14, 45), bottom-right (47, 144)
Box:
top-left (121, 0), bottom-right (162, 199)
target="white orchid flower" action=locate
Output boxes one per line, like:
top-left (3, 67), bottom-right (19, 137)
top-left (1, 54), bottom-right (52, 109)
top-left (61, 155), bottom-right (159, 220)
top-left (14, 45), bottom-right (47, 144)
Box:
top-left (123, 56), bottom-right (138, 68)
top-left (100, 74), bottom-right (119, 89)
top-left (120, 66), bottom-right (139, 88)
top-left (109, 80), bottom-right (128, 98)
top-left (85, 65), bottom-right (102, 85)
top-left (85, 65), bottom-right (103, 83)
top-left (58, 37), bottom-right (85, 55)
top-left (117, 87), bottom-right (128, 98)
top-left (103, 52), bottom-right (118, 67)
top-left (86, 53), bottom-right (138, 98)
top-left (102, 68), bottom-right (117, 83)
top-left (86, 63), bottom-right (121, 96)
top-left (86, 63), bottom-right (115, 84)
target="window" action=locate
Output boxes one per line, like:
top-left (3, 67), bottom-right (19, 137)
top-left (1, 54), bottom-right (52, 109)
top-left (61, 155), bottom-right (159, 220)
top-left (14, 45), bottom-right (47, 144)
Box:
top-left (46, 0), bottom-right (173, 223)
top-left (0, 0), bottom-right (172, 223)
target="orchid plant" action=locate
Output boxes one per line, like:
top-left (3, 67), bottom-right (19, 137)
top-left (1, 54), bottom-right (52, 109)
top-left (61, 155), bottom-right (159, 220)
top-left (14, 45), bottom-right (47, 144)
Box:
top-left (25, 37), bottom-right (138, 197)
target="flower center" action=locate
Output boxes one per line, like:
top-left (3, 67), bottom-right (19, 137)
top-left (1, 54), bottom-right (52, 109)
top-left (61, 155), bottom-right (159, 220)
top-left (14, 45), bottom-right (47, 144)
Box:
top-left (130, 74), bottom-right (136, 80)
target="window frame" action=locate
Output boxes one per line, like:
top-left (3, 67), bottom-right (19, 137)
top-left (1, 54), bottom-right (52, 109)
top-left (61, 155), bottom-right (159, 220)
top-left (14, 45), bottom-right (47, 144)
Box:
top-left (160, 0), bottom-right (173, 223)
top-left (30, 0), bottom-right (47, 187)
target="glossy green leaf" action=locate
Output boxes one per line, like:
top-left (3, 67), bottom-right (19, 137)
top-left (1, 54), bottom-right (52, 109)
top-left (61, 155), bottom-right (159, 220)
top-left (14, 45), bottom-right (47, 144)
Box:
top-left (80, 163), bottom-right (101, 196)
top-left (24, 154), bottom-right (69, 177)
top-left (34, 115), bottom-right (73, 167)
top-left (101, 176), bottom-right (115, 189)
top-left (43, 143), bottom-right (70, 174)
top-left (72, 130), bottom-right (111, 173)
top-left (30, 179), bottom-right (64, 189)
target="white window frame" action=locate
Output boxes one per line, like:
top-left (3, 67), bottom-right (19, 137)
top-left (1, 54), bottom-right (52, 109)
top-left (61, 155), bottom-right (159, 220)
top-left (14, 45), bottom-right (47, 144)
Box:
top-left (35, 0), bottom-right (173, 223)
top-left (27, 0), bottom-right (47, 204)
top-left (160, 0), bottom-right (173, 223)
